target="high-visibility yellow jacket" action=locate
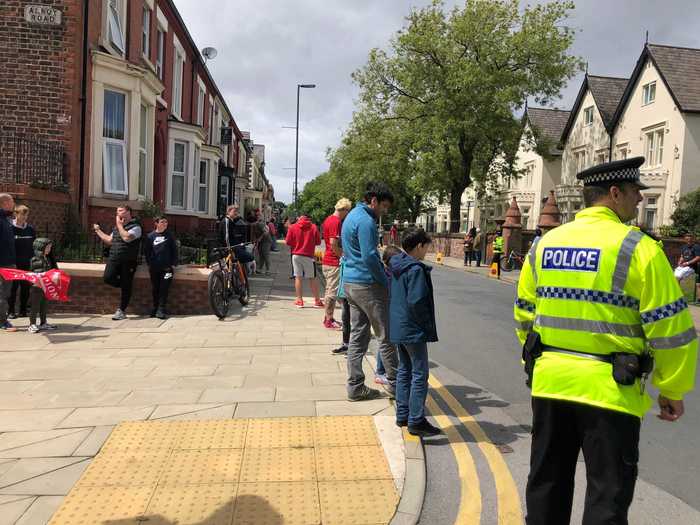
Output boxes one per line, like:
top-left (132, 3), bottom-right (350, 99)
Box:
top-left (514, 206), bottom-right (697, 418)
top-left (493, 236), bottom-right (504, 254)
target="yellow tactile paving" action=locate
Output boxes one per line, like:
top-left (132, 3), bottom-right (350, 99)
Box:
top-left (175, 419), bottom-right (248, 450)
top-left (51, 416), bottom-right (399, 524)
top-left (49, 485), bottom-right (153, 524)
top-left (313, 416), bottom-right (381, 447)
top-left (76, 450), bottom-right (169, 487)
top-left (160, 449), bottom-right (244, 485)
top-left (316, 445), bottom-right (394, 481)
top-left (245, 417), bottom-right (314, 448)
top-left (144, 483), bottom-right (237, 524)
top-left (240, 447), bottom-right (317, 482)
top-left (234, 482), bottom-right (321, 525)
top-left (318, 480), bottom-right (400, 525)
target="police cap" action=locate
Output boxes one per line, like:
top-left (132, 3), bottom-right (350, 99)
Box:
top-left (576, 156), bottom-right (649, 189)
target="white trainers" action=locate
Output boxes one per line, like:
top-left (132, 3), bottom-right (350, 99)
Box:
top-left (28, 324), bottom-right (40, 334)
top-left (112, 309), bottom-right (126, 321)
top-left (39, 323), bottom-right (57, 331)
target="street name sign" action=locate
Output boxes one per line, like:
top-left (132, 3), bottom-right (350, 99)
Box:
top-left (24, 5), bottom-right (62, 26)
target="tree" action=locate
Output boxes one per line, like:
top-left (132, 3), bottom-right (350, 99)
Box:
top-left (671, 189), bottom-right (700, 236)
top-left (352, 0), bottom-right (582, 231)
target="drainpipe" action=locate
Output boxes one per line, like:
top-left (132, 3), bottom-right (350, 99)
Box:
top-left (78, 0), bottom-right (89, 222)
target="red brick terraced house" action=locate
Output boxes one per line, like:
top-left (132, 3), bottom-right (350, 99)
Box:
top-left (0, 0), bottom-right (252, 238)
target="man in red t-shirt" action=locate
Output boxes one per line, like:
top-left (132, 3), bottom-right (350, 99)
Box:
top-left (285, 212), bottom-right (322, 308)
top-left (321, 198), bottom-right (352, 327)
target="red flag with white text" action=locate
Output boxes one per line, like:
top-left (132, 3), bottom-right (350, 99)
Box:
top-left (0, 268), bottom-right (71, 302)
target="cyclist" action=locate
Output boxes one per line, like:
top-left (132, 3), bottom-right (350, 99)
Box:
top-left (218, 204), bottom-right (254, 267)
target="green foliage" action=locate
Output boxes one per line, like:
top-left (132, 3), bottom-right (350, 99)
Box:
top-left (339, 0), bottom-right (582, 231)
top-left (670, 189), bottom-right (700, 236)
top-left (140, 198), bottom-right (163, 220)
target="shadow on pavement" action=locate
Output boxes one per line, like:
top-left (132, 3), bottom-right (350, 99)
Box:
top-left (103, 494), bottom-right (284, 525)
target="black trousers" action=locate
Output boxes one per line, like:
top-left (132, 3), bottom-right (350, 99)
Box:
top-left (103, 260), bottom-right (138, 311)
top-left (29, 286), bottom-right (47, 326)
top-left (9, 280), bottom-right (31, 315)
top-left (149, 267), bottom-right (173, 310)
top-left (526, 397), bottom-right (640, 525)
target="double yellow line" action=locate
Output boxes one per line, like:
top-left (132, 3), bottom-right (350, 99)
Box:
top-left (426, 376), bottom-right (523, 524)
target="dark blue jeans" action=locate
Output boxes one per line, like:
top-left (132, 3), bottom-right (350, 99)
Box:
top-left (396, 342), bottom-right (429, 426)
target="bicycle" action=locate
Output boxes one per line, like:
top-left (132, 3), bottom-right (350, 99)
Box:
top-left (208, 243), bottom-right (251, 319)
top-left (500, 249), bottom-right (525, 272)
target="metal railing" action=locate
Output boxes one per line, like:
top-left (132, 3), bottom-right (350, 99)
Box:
top-left (0, 132), bottom-right (67, 188)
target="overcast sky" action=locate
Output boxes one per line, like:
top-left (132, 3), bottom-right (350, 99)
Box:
top-left (175, 0), bottom-right (700, 203)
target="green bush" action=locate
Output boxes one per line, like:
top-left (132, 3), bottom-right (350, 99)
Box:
top-left (671, 189), bottom-right (700, 236)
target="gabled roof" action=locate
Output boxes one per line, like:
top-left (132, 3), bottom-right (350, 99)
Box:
top-left (525, 107), bottom-right (570, 147)
top-left (560, 74), bottom-right (629, 142)
top-left (610, 43), bottom-right (700, 130)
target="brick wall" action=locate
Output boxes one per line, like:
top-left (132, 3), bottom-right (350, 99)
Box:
top-left (51, 266), bottom-right (211, 316)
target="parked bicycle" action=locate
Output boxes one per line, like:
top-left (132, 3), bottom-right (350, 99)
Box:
top-left (208, 243), bottom-right (251, 319)
top-left (500, 248), bottom-right (525, 272)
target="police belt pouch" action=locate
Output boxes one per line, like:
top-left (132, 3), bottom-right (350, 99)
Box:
top-left (611, 352), bottom-right (654, 386)
top-left (522, 331), bottom-right (543, 388)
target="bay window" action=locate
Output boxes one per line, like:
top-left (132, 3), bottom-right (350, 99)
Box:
top-left (102, 90), bottom-right (128, 195)
top-left (138, 104), bottom-right (148, 196)
top-left (198, 158), bottom-right (209, 213)
top-left (171, 141), bottom-right (187, 208)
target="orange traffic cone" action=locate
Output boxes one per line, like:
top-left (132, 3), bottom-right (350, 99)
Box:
top-left (490, 261), bottom-right (498, 277)
top-left (436, 252), bottom-right (444, 265)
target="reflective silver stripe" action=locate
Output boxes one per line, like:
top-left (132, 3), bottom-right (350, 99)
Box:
top-left (648, 327), bottom-right (698, 350)
top-left (611, 230), bottom-right (643, 294)
top-left (516, 321), bottom-right (533, 331)
top-left (529, 236), bottom-right (541, 282)
top-left (536, 315), bottom-right (644, 338)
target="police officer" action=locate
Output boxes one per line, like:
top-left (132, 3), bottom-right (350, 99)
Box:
top-left (492, 228), bottom-right (504, 278)
top-left (514, 157), bottom-right (697, 525)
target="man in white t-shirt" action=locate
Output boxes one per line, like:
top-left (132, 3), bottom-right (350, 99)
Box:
top-left (94, 205), bottom-right (143, 320)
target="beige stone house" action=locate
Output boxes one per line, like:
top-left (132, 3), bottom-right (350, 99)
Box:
top-left (557, 74), bottom-right (629, 222)
top-left (498, 107), bottom-right (570, 229)
top-left (611, 43), bottom-right (700, 230)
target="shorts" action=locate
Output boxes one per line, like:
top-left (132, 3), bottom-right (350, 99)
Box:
top-left (322, 265), bottom-right (341, 298)
top-left (292, 255), bottom-right (316, 279)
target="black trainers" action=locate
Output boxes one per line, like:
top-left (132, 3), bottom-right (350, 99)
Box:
top-left (332, 345), bottom-right (348, 355)
top-left (408, 419), bottom-right (443, 437)
top-left (396, 420), bottom-right (407, 428)
top-left (155, 309), bottom-right (168, 320)
top-left (348, 386), bottom-right (382, 402)
top-left (7, 313), bottom-right (17, 320)
top-left (150, 308), bottom-right (157, 318)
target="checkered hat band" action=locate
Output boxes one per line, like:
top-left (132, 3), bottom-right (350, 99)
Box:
top-left (536, 286), bottom-right (640, 309)
top-left (640, 298), bottom-right (688, 324)
top-left (581, 167), bottom-right (640, 184)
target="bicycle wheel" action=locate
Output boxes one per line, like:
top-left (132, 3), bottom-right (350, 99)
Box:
top-left (234, 263), bottom-right (250, 306)
top-left (208, 269), bottom-right (229, 319)
top-left (500, 255), bottom-right (514, 272)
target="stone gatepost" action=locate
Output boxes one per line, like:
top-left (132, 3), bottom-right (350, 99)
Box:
top-left (503, 197), bottom-right (522, 256)
top-left (537, 190), bottom-right (562, 233)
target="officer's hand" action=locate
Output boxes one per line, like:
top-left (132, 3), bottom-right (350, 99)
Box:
top-left (657, 395), bottom-right (684, 422)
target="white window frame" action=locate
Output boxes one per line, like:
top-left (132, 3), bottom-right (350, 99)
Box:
top-left (172, 36), bottom-right (186, 119)
top-left (615, 144), bottom-right (629, 160)
top-left (643, 195), bottom-right (659, 230)
top-left (644, 127), bottom-right (664, 167)
top-left (643, 81), bottom-right (656, 106)
top-left (105, 0), bottom-right (126, 56)
top-left (595, 149), bottom-right (607, 165)
top-left (102, 89), bottom-right (128, 195)
top-left (156, 28), bottom-right (165, 80)
top-left (196, 79), bottom-right (206, 127)
top-left (583, 106), bottom-right (594, 126)
top-left (524, 161), bottom-right (534, 187)
top-left (138, 103), bottom-right (148, 197)
top-left (573, 148), bottom-right (588, 174)
top-left (208, 97), bottom-right (215, 143)
top-left (197, 157), bottom-right (210, 213)
top-left (171, 141), bottom-right (188, 208)
top-left (141, 7), bottom-right (151, 59)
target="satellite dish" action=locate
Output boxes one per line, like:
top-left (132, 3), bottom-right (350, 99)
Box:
top-left (202, 47), bottom-right (218, 62)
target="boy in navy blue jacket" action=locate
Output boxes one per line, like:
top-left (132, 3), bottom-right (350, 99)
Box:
top-left (389, 229), bottom-right (442, 437)
top-left (143, 217), bottom-right (178, 319)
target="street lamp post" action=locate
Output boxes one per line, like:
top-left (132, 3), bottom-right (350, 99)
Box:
top-left (294, 83), bottom-right (316, 211)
